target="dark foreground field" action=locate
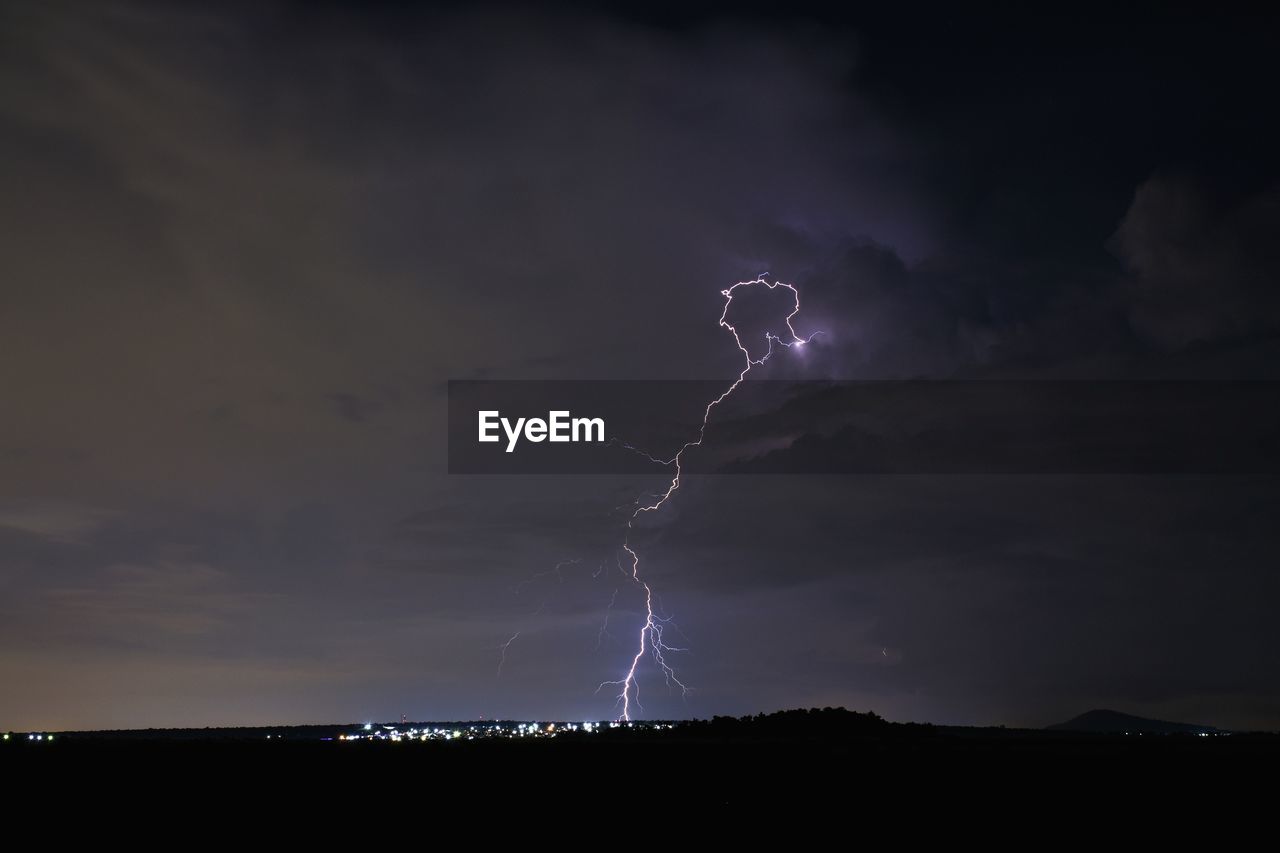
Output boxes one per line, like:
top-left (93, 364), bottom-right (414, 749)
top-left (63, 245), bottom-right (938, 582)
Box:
top-left (7, 709), bottom-right (1277, 813)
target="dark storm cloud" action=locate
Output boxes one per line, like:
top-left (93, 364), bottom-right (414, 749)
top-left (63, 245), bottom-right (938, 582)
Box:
top-left (1112, 176), bottom-right (1280, 349)
top-left (2, 1), bottom-right (1278, 729)
top-left (1, 0), bottom-right (936, 728)
top-left (0, 0), bottom-right (922, 499)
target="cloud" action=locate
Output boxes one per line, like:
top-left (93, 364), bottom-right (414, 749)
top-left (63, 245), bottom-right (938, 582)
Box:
top-left (1111, 175), bottom-right (1280, 349)
top-left (0, 502), bottom-right (113, 542)
top-left (0, 0), bottom-right (923, 506)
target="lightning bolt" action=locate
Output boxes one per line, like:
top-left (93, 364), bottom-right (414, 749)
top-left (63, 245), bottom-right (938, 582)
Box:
top-left (598, 276), bottom-right (818, 720)
top-left (595, 586), bottom-right (620, 650)
top-left (497, 560), bottom-right (573, 679)
top-left (496, 631), bottom-right (520, 679)
top-left (510, 558), bottom-right (579, 595)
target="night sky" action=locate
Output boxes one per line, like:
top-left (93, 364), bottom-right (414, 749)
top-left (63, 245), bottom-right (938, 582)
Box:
top-left (3, 1), bottom-right (1279, 731)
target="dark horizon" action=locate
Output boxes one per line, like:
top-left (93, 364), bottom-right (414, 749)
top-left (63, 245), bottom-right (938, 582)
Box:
top-left (11, 704), bottom-right (1252, 739)
top-left (3, 1), bottom-right (1279, 733)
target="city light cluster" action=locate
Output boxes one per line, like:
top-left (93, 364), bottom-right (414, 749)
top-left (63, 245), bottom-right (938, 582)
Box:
top-left (334, 720), bottom-right (674, 742)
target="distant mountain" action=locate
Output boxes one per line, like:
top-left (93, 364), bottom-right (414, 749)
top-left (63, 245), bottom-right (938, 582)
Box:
top-left (1047, 709), bottom-right (1221, 735)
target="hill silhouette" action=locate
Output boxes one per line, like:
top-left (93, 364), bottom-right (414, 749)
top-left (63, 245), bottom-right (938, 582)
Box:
top-left (1047, 708), bottom-right (1221, 734)
top-left (8, 706), bottom-right (1278, 812)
